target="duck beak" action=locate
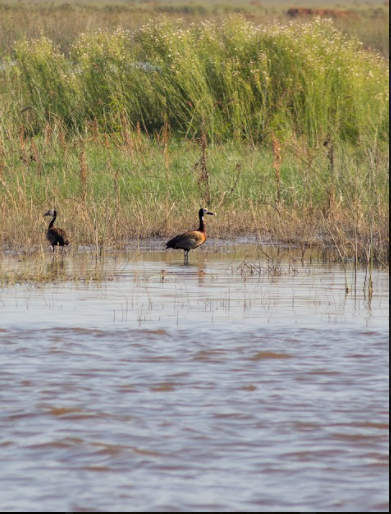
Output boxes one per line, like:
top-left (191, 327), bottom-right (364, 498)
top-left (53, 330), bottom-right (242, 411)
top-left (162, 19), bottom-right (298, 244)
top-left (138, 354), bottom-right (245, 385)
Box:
top-left (207, 211), bottom-right (215, 216)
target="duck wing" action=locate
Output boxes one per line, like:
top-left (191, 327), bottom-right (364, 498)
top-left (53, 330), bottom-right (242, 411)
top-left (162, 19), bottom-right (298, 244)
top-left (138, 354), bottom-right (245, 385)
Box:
top-left (166, 230), bottom-right (206, 251)
top-left (48, 227), bottom-right (69, 246)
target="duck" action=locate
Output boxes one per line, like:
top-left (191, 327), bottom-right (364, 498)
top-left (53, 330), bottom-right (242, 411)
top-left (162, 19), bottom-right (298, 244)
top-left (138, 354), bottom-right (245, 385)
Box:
top-left (166, 208), bottom-right (215, 264)
top-left (43, 209), bottom-right (69, 252)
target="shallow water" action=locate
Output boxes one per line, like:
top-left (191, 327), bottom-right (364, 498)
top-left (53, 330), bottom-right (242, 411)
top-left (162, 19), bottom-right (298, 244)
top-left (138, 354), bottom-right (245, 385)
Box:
top-left (0, 245), bottom-right (389, 512)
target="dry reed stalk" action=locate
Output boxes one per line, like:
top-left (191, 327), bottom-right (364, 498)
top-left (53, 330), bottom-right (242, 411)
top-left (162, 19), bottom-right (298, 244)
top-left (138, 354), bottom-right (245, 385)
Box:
top-left (58, 122), bottom-right (67, 155)
top-left (19, 125), bottom-right (28, 167)
top-left (305, 143), bottom-right (316, 211)
top-left (79, 142), bottom-right (88, 203)
top-left (320, 211), bottom-right (351, 293)
top-left (324, 133), bottom-right (335, 214)
top-left (368, 212), bottom-right (374, 301)
top-left (114, 170), bottom-right (121, 231)
top-left (162, 118), bottom-right (171, 229)
top-left (273, 135), bottom-right (282, 206)
top-left (44, 123), bottom-right (52, 146)
top-left (249, 201), bottom-right (282, 264)
top-left (0, 177), bottom-right (16, 211)
top-left (196, 133), bottom-right (211, 206)
top-left (120, 113), bottom-right (133, 154)
top-left (364, 240), bottom-right (374, 304)
top-left (0, 137), bottom-right (5, 180)
top-left (111, 158), bottom-right (120, 209)
top-left (30, 138), bottom-right (41, 178)
top-left (90, 118), bottom-right (100, 143)
top-left (163, 118), bottom-right (170, 171)
top-left (217, 163), bottom-right (242, 210)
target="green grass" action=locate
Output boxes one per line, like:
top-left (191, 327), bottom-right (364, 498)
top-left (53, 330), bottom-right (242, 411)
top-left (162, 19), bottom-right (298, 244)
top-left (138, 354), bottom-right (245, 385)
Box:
top-left (5, 17), bottom-right (389, 146)
top-left (0, 6), bottom-right (388, 263)
top-left (0, 131), bottom-right (388, 263)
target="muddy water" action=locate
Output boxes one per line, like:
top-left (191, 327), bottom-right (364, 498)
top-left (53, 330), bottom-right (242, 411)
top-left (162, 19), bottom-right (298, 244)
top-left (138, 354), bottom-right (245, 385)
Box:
top-left (0, 245), bottom-right (389, 512)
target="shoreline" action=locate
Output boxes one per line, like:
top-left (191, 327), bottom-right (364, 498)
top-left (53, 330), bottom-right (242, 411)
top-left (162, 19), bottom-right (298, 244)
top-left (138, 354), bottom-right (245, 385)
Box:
top-left (1, 234), bottom-right (388, 263)
top-left (1, 237), bottom-right (387, 289)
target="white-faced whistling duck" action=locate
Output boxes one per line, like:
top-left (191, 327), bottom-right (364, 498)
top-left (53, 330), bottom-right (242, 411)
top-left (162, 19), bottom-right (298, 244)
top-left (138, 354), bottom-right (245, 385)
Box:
top-left (43, 209), bottom-right (69, 252)
top-left (166, 208), bottom-right (215, 264)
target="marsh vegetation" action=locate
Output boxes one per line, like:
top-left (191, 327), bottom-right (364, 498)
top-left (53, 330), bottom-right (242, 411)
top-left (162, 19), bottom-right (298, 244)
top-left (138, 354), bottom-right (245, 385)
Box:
top-left (0, 1), bottom-right (388, 267)
top-left (0, 5), bottom-right (388, 508)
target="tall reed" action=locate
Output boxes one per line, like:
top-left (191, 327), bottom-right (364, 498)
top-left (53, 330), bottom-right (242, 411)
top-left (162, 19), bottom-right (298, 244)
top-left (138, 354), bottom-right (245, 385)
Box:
top-left (9, 17), bottom-right (388, 146)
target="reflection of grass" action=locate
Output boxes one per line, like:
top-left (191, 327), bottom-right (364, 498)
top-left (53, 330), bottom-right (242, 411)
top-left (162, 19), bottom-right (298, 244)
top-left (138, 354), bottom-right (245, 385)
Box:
top-left (0, 251), bottom-right (120, 285)
top-left (0, 244), bottom-right (384, 291)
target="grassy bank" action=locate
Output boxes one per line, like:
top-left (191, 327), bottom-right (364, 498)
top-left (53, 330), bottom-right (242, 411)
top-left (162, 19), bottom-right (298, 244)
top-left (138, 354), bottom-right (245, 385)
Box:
top-left (0, 131), bottom-right (388, 263)
top-left (0, 14), bottom-right (388, 263)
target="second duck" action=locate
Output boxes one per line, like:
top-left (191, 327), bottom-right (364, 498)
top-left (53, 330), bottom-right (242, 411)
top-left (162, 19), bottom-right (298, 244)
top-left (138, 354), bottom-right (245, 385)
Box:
top-left (43, 209), bottom-right (69, 252)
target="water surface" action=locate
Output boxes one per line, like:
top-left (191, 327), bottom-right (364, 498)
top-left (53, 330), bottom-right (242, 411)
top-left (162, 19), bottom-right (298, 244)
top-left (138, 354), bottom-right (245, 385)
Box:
top-left (0, 245), bottom-right (389, 512)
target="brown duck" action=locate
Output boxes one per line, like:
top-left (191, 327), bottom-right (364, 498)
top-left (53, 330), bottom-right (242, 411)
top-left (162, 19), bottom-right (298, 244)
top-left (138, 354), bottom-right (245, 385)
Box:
top-left (166, 208), bottom-right (215, 264)
top-left (43, 209), bottom-right (69, 252)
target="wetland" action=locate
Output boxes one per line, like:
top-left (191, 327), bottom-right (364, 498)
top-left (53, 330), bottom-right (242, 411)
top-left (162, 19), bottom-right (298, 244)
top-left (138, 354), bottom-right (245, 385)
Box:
top-left (0, 243), bottom-right (389, 511)
top-left (0, 2), bottom-right (389, 509)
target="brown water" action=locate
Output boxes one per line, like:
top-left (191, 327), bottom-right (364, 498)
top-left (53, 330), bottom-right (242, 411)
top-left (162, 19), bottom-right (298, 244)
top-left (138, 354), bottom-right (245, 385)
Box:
top-left (0, 245), bottom-right (389, 512)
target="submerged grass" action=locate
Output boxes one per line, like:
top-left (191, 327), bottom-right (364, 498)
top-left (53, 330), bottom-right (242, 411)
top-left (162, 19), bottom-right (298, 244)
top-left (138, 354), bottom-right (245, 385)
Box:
top-left (0, 249), bottom-right (118, 285)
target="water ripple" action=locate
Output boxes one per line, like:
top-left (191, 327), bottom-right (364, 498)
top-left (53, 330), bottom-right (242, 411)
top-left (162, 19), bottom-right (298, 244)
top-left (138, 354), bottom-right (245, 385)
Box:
top-left (0, 252), bottom-right (388, 511)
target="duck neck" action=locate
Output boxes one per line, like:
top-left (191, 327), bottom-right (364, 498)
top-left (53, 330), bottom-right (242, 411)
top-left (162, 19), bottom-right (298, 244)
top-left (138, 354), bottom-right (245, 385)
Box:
top-left (49, 214), bottom-right (56, 230)
top-left (198, 213), bottom-right (206, 233)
